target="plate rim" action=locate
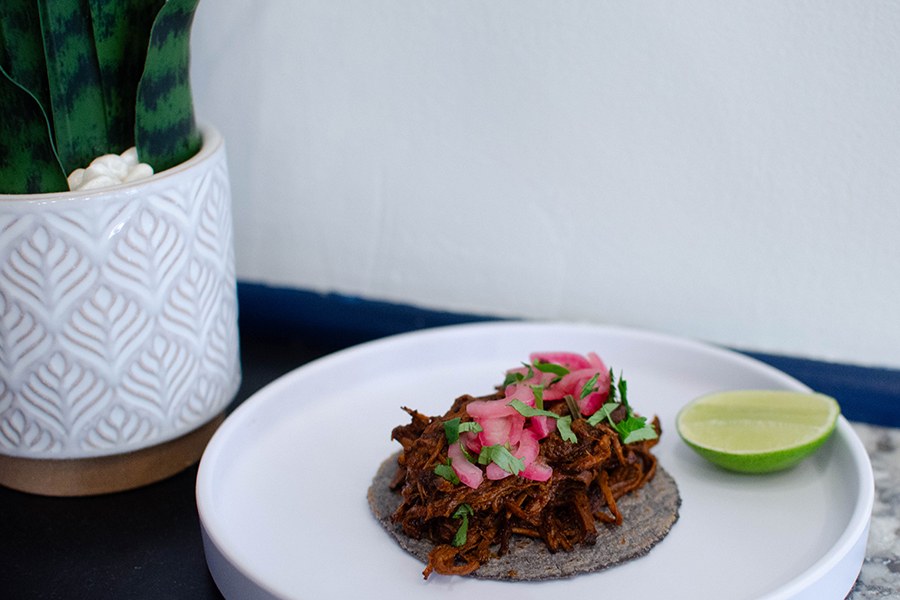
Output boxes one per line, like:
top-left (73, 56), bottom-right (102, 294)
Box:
top-left (197, 320), bottom-right (874, 599)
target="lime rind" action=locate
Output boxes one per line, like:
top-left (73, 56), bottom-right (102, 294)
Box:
top-left (676, 390), bottom-right (840, 474)
top-left (680, 432), bottom-right (834, 473)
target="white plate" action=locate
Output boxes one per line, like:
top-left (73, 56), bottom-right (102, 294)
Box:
top-left (196, 322), bottom-right (874, 600)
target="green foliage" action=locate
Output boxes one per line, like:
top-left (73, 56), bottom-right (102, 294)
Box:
top-left (0, 0), bottom-right (67, 193)
top-left (135, 0), bottom-right (201, 173)
top-left (0, 67), bottom-right (68, 193)
top-left (38, 0), bottom-right (110, 174)
top-left (0, 0), bottom-right (201, 194)
top-left (89, 0), bottom-right (166, 155)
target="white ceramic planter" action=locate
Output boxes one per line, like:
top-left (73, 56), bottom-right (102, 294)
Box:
top-left (0, 126), bottom-right (241, 495)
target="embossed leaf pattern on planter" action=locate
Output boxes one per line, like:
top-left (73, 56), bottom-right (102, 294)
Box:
top-left (195, 172), bottom-right (231, 264)
top-left (18, 353), bottom-right (112, 443)
top-left (161, 259), bottom-right (218, 342)
top-left (62, 286), bottom-right (154, 373)
top-left (85, 404), bottom-right (158, 451)
top-left (0, 139), bottom-right (240, 458)
top-left (1, 224), bottom-right (97, 318)
top-left (106, 206), bottom-right (188, 299)
top-left (177, 375), bottom-right (220, 428)
top-left (205, 284), bottom-right (239, 376)
top-left (0, 380), bottom-right (10, 423)
top-left (0, 408), bottom-right (56, 453)
top-left (0, 293), bottom-right (52, 380)
top-left (122, 334), bottom-right (196, 420)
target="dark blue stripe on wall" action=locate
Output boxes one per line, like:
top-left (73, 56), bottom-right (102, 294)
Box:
top-left (237, 282), bottom-right (900, 427)
top-left (237, 282), bottom-right (497, 348)
top-left (740, 352), bottom-right (900, 429)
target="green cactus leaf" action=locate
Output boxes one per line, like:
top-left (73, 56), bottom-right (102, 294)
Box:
top-left (87, 0), bottom-right (165, 154)
top-left (37, 0), bottom-right (110, 174)
top-left (0, 65), bottom-right (68, 194)
top-left (135, 0), bottom-right (202, 173)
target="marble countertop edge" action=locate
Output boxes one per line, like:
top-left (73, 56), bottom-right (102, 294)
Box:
top-left (847, 421), bottom-right (899, 599)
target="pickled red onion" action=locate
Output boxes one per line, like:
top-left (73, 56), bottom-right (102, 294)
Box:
top-left (448, 441), bottom-right (483, 489)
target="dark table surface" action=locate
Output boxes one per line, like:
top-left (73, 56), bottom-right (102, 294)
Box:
top-left (1, 332), bottom-right (336, 600)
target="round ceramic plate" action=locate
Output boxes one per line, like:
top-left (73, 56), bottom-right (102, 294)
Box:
top-left (196, 322), bottom-right (873, 600)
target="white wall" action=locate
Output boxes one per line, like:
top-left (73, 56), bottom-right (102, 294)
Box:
top-left (191, 1), bottom-right (900, 368)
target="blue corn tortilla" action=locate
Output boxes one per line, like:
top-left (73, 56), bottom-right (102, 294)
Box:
top-left (367, 451), bottom-right (681, 581)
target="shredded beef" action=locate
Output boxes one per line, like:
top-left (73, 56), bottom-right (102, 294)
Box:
top-left (388, 392), bottom-right (661, 578)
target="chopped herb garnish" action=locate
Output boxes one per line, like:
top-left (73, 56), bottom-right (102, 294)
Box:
top-left (607, 369), bottom-right (619, 402)
top-left (613, 416), bottom-right (657, 444)
top-left (531, 384), bottom-right (545, 410)
top-left (579, 373), bottom-right (600, 400)
top-left (617, 374), bottom-right (629, 408)
top-left (477, 444), bottom-right (525, 475)
top-left (606, 369), bottom-right (629, 406)
top-left (586, 401), bottom-right (618, 427)
top-left (452, 503), bottom-right (474, 547)
top-left (444, 418), bottom-right (481, 444)
top-left (444, 418), bottom-right (462, 443)
top-left (459, 421), bottom-right (482, 434)
top-left (533, 360), bottom-right (570, 378)
top-left (458, 441), bottom-right (476, 462)
top-left (434, 458), bottom-right (460, 485)
top-left (620, 418), bottom-right (660, 444)
top-left (502, 372), bottom-right (522, 387)
top-left (507, 398), bottom-right (558, 419)
top-left (502, 363), bottom-right (535, 387)
top-left (507, 398), bottom-right (581, 445)
top-left (556, 415), bottom-right (578, 443)
top-left (585, 372), bottom-right (657, 444)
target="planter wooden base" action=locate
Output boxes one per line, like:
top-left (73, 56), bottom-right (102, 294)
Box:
top-left (0, 413), bottom-right (224, 497)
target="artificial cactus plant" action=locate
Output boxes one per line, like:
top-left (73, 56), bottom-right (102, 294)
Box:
top-left (0, 0), bottom-right (202, 194)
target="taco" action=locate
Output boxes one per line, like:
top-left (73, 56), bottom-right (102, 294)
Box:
top-left (366, 352), bottom-right (681, 580)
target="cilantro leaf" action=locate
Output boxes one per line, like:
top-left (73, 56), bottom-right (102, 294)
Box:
top-left (533, 360), bottom-right (570, 377)
top-left (621, 426), bottom-right (659, 444)
top-left (616, 414), bottom-right (658, 444)
top-left (459, 421), bottom-right (482, 434)
top-left (443, 418), bottom-right (461, 444)
top-left (502, 363), bottom-right (535, 387)
top-left (586, 401), bottom-right (619, 427)
top-left (477, 445), bottom-right (525, 475)
top-left (458, 441), bottom-right (475, 463)
top-left (579, 373), bottom-right (601, 400)
top-left (531, 384), bottom-right (545, 410)
top-left (444, 418), bottom-right (481, 444)
top-left (452, 503), bottom-right (474, 547)
top-left (507, 398), bottom-right (581, 445)
top-left (507, 398), bottom-right (558, 419)
top-left (502, 372), bottom-right (523, 387)
top-left (584, 370), bottom-right (658, 444)
top-left (606, 369), bottom-right (618, 403)
top-left (556, 415), bottom-right (578, 443)
top-left (434, 459), bottom-right (460, 485)
top-left (617, 374), bottom-right (629, 408)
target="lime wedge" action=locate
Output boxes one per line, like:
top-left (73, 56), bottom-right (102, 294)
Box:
top-left (676, 390), bottom-right (840, 473)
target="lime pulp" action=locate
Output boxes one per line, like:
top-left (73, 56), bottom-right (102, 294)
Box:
top-left (676, 390), bottom-right (840, 473)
